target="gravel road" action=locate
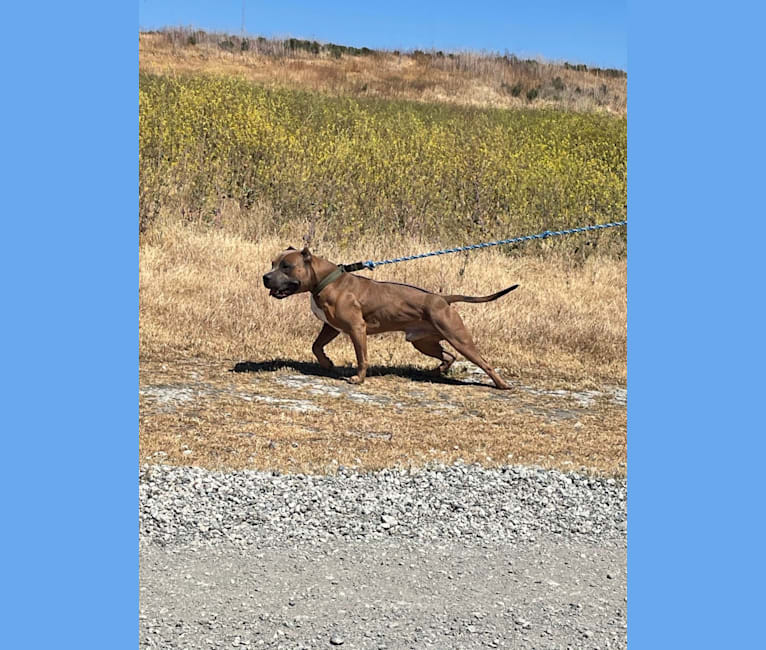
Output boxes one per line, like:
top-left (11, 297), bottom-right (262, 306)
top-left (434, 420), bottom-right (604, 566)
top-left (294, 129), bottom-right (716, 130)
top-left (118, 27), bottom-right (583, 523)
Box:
top-left (140, 463), bottom-right (626, 649)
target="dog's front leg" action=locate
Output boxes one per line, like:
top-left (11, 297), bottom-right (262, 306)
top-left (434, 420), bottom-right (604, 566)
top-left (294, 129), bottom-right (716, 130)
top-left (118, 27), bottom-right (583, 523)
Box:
top-left (347, 325), bottom-right (368, 384)
top-left (312, 323), bottom-right (340, 370)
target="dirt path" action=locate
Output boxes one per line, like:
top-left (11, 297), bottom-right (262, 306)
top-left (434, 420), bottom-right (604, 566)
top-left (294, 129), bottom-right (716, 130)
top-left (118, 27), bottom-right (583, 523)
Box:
top-left (140, 537), bottom-right (626, 649)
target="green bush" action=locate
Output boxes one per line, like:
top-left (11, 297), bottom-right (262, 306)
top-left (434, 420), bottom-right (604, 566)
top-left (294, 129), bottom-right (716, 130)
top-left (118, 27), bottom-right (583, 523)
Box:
top-left (500, 82), bottom-right (523, 97)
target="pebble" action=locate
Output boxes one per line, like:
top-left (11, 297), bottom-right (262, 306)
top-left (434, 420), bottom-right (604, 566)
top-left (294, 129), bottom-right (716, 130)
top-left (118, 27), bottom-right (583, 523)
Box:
top-left (380, 515), bottom-right (398, 529)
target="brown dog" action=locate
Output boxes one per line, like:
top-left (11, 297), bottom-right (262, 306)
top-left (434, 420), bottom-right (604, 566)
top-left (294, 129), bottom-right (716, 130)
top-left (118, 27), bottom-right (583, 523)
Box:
top-left (263, 246), bottom-right (518, 389)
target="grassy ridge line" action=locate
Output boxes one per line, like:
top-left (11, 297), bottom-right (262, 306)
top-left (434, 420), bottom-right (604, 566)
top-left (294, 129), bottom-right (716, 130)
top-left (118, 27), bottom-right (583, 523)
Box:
top-left (140, 29), bottom-right (626, 115)
top-left (139, 73), bottom-right (626, 252)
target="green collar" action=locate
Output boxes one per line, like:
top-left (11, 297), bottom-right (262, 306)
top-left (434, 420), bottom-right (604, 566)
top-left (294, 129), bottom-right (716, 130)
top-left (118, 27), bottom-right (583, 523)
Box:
top-left (312, 266), bottom-right (345, 297)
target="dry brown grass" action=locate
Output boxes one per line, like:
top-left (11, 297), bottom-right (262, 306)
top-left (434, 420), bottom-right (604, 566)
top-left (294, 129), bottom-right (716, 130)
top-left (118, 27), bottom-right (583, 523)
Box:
top-left (139, 31), bottom-right (626, 115)
top-left (139, 358), bottom-right (626, 477)
top-left (139, 222), bottom-right (626, 476)
top-left (140, 221), bottom-right (626, 385)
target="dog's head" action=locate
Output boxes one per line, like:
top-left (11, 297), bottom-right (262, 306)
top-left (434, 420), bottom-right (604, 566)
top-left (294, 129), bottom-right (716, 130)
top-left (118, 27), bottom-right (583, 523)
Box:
top-left (262, 246), bottom-right (315, 299)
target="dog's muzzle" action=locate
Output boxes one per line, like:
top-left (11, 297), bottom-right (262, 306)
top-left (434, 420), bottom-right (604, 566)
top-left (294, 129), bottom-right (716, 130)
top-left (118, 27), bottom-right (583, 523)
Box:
top-left (263, 272), bottom-right (300, 299)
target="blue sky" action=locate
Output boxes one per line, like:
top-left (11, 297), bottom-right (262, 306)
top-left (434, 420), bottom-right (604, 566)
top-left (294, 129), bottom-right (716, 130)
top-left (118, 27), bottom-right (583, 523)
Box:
top-left (139, 1), bottom-right (626, 70)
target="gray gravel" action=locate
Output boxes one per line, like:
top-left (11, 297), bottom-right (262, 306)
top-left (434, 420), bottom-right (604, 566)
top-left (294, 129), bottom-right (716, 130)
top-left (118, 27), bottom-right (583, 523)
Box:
top-left (140, 463), bottom-right (626, 649)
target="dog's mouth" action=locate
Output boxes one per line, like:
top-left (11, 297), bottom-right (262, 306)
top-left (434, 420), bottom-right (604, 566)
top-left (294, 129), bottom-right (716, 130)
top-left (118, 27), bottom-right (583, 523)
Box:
top-left (264, 272), bottom-right (300, 299)
top-left (269, 286), bottom-right (298, 299)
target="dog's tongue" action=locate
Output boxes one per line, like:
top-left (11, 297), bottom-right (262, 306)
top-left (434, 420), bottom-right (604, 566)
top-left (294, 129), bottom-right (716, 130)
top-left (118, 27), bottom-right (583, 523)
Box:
top-left (269, 287), bottom-right (278, 297)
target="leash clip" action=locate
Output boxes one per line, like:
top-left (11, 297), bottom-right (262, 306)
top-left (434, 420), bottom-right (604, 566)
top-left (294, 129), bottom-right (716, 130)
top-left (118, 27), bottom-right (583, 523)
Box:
top-left (341, 261), bottom-right (375, 272)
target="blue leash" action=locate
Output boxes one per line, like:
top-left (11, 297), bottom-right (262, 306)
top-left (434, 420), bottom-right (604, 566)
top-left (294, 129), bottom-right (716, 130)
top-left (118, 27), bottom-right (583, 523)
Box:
top-left (341, 221), bottom-right (627, 272)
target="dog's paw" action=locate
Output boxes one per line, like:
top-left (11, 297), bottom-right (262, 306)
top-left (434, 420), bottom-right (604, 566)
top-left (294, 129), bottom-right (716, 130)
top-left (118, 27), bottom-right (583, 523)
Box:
top-left (347, 376), bottom-right (365, 385)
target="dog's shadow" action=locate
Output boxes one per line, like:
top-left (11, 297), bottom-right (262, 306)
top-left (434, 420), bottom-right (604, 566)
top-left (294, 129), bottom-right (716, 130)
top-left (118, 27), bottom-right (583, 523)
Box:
top-left (231, 358), bottom-right (487, 388)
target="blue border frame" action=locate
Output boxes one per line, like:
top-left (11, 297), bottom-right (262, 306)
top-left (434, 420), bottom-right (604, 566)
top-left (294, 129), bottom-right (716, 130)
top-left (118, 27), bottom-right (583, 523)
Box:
top-left (3, 1), bottom-right (764, 647)
top-left (3, 3), bottom-right (136, 648)
top-left (630, 1), bottom-right (764, 647)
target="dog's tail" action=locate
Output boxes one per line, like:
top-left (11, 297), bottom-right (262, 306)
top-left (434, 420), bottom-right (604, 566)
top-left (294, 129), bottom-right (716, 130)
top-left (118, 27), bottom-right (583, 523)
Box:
top-left (443, 284), bottom-right (519, 304)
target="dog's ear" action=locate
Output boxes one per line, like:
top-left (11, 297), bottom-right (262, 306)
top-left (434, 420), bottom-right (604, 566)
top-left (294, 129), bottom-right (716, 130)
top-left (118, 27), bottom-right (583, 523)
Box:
top-left (286, 246), bottom-right (296, 251)
top-left (301, 246), bottom-right (312, 263)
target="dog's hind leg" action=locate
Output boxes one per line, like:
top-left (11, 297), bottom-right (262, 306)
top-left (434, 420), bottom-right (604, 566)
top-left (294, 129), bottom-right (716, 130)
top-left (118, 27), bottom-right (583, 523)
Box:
top-left (429, 305), bottom-right (511, 390)
top-left (411, 336), bottom-right (456, 375)
top-left (312, 323), bottom-right (340, 369)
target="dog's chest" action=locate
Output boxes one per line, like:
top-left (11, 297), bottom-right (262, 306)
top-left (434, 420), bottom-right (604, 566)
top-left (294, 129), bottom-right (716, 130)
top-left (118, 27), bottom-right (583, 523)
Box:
top-left (309, 295), bottom-right (330, 325)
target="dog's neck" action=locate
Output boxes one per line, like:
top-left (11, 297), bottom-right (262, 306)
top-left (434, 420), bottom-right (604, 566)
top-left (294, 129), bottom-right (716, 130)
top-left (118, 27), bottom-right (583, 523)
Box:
top-left (310, 255), bottom-right (338, 278)
top-left (309, 256), bottom-right (344, 297)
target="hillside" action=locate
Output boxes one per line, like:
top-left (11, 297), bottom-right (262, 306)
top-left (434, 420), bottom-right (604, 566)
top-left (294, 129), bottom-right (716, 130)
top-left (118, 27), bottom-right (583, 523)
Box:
top-left (139, 27), bottom-right (626, 477)
top-left (140, 72), bottom-right (626, 248)
top-left (139, 28), bottom-right (626, 115)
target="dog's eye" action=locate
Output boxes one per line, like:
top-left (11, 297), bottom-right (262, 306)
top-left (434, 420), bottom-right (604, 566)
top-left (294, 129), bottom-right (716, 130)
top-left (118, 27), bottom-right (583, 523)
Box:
top-left (281, 263), bottom-right (292, 271)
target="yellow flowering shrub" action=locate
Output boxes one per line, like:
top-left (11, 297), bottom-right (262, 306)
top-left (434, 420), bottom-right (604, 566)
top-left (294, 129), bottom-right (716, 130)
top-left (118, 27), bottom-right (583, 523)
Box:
top-left (139, 73), bottom-right (626, 252)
